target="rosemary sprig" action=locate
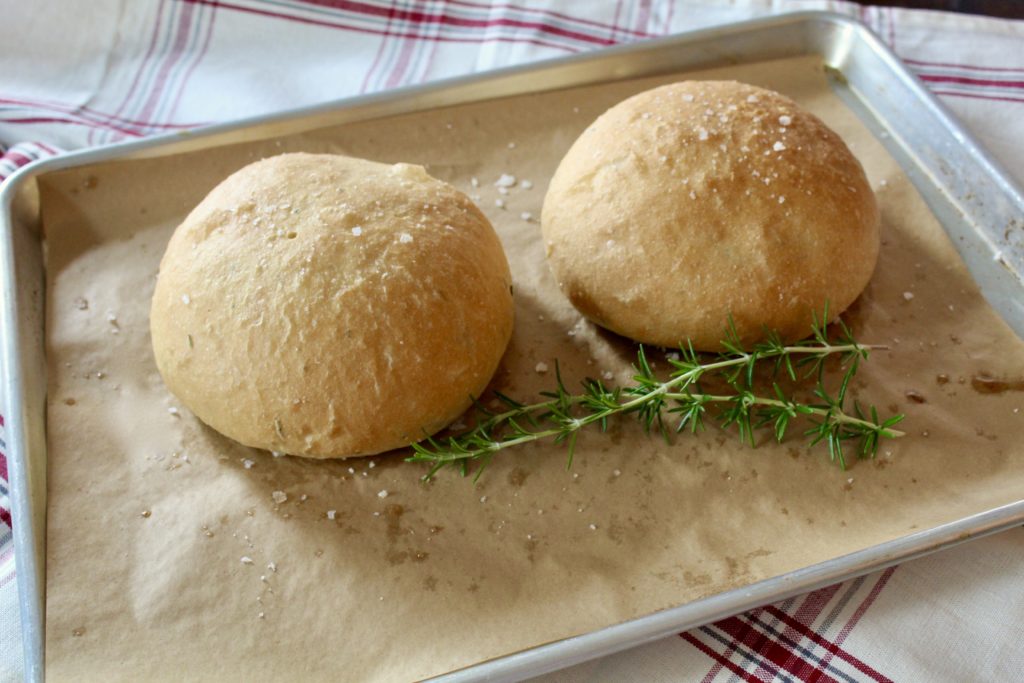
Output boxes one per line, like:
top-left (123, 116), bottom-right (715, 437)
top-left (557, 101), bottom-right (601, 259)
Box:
top-left (409, 309), bottom-right (905, 480)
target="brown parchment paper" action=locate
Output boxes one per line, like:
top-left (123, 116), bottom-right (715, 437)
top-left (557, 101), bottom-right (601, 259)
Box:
top-left (42, 56), bottom-right (1024, 681)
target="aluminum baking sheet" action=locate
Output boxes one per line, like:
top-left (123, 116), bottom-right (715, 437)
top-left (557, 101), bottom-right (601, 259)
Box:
top-left (3, 12), bottom-right (1023, 682)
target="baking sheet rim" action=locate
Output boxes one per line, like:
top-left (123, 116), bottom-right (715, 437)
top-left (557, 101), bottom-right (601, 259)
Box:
top-left (432, 499), bottom-right (1024, 681)
top-left (4, 11), bottom-right (1024, 682)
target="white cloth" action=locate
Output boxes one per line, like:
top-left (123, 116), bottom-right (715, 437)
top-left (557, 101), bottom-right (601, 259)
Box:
top-left (2, 2), bottom-right (1022, 681)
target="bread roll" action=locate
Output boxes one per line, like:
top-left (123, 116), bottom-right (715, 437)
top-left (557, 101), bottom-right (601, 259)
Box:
top-left (541, 81), bottom-right (880, 350)
top-left (150, 153), bottom-right (514, 458)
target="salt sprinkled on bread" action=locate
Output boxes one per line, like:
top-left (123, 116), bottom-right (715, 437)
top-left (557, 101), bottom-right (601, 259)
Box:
top-left (540, 80), bottom-right (880, 350)
top-left (150, 153), bottom-right (514, 458)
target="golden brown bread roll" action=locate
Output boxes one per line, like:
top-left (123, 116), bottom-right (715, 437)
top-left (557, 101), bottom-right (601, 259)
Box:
top-left (541, 80), bottom-right (880, 350)
top-left (151, 153), bottom-right (514, 458)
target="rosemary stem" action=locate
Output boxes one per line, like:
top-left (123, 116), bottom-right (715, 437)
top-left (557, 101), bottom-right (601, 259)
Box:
top-left (478, 342), bottom-right (871, 430)
top-left (410, 318), bottom-right (905, 478)
top-left (430, 374), bottom-right (900, 464)
top-left (662, 393), bottom-right (906, 437)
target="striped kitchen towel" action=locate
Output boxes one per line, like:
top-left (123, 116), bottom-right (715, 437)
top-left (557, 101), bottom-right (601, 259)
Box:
top-left (0, 142), bottom-right (60, 184)
top-left (1, 2), bottom-right (1023, 682)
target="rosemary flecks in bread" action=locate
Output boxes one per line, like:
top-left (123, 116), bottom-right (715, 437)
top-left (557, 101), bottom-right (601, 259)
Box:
top-left (150, 153), bottom-right (514, 458)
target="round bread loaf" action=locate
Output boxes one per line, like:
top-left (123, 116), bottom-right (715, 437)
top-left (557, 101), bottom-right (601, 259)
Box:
top-left (151, 153), bottom-right (514, 458)
top-left (541, 80), bottom-right (879, 350)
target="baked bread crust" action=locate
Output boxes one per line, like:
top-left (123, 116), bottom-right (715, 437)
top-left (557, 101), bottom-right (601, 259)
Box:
top-left (151, 153), bottom-right (514, 458)
top-left (541, 81), bottom-right (880, 350)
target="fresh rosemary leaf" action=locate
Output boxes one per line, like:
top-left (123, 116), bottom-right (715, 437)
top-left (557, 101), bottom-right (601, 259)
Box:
top-left (409, 310), bottom-right (905, 480)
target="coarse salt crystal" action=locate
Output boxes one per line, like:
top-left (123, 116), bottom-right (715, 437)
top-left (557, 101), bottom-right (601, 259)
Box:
top-left (348, 467), bottom-right (355, 474)
top-left (369, 461), bottom-right (376, 469)
top-left (327, 510), bottom-right (336, 520)
top-left (480, 495), bottom-right (488, 503)
top-left (508, 142), bottom-right (516, 149)
top-left (168, 407), bottom-right (180, 416)
top-left (470, 177), bottom-right (479, 188)
top-left (181, 294), bottom-right (191, 305)
top-left (773, 141), bottom-right (786, 152)
top-left (601, 370), bottom-right (614, 381)
top-left (399, 233), bottom-right (413, 243)
top-left (495, 198), bottom-right (506, 209)
top-left (242, 459), bottom-right (255, 469)
top-left (497, 187), bottom-right (509, 195)
top-left (535, 362), bottom-right (549, 373)
top-left (588, 524), bottom-right (598, 531)
top-left (778, 196), bottom-right (786, 204)
top-left (495, 173), bottom-right (516, 187)
top-left (903, 291), bottom-right (915, 301)
top-left (697, 128), bottom-right (709, 141)
top-left (779, 115), bottom-right (792, 126)
top-left (746, 95), bottom-right (758, 103)
top-left (267, 562), bottom-right (277, 572)
top-left (520, 212), bottom-right (533, 222)
top-left (521, 180), bottom-right (533, 190)
top-left (271, 451), bottom-right (284, 458)
top-left (351, 226), bottom-right (363, 236)
top-left (241, 556), bottom-right (254, 565)
top-left (682, 94), bottom-right (694, 102)
top-left (613, 469), bottom-right (621, 477)
top-left (377, 489), bottom-right (389, 499)
top-left (272, 490), bottom-right (287, 504)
